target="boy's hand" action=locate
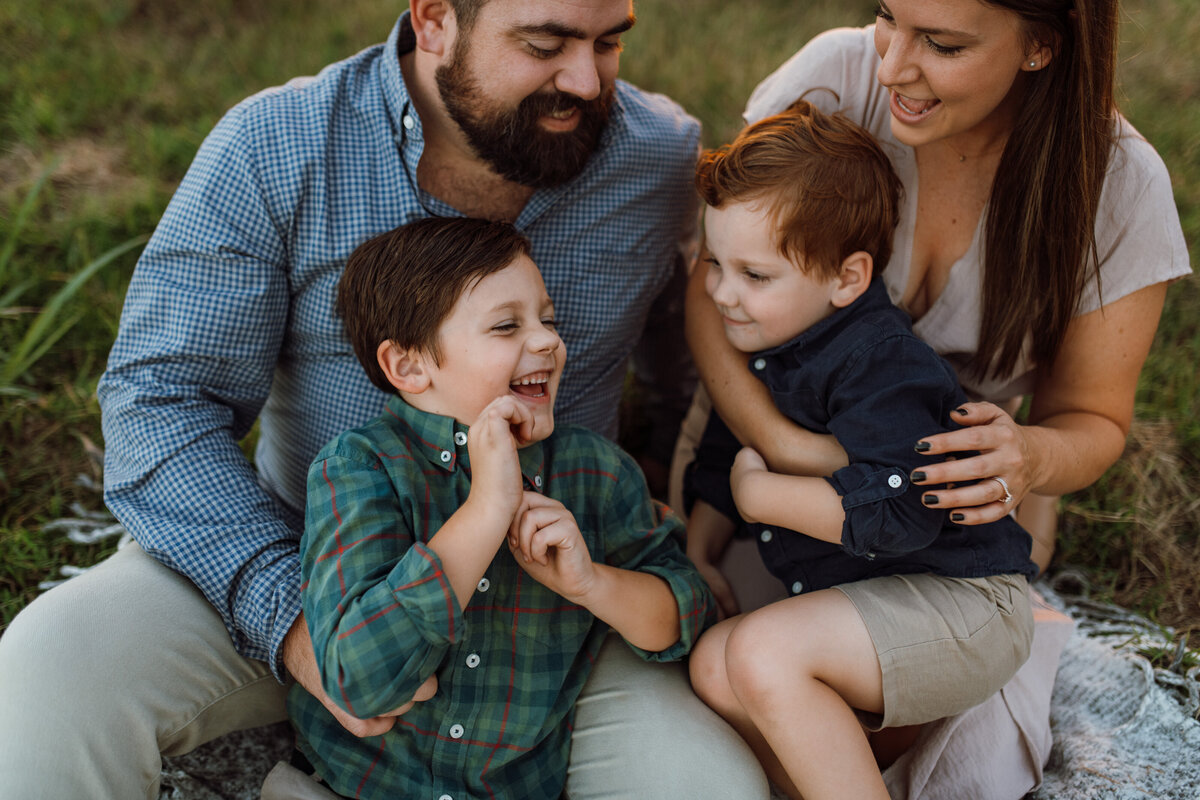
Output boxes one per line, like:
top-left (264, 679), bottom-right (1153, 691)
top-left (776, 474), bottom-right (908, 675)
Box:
top-left (730, 446), bottom-right (769, 523)
top-left (467, 396), bottom-right (536, 521)
top-left (507, 491), bottom-right (596, 601)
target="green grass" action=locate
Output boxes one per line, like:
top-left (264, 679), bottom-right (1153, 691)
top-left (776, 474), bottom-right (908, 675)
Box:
top-left (1, 0), bottom-right (1197, 633)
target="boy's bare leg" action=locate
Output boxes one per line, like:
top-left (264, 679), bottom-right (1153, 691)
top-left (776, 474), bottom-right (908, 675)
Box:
top-left (695, 591), bottom-right (890, 800)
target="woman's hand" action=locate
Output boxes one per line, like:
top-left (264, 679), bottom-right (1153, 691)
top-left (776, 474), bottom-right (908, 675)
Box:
top-left (909, 402), bottom-right (1036, 525)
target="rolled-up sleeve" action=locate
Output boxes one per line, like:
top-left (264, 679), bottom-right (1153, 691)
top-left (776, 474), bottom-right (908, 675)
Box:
top-left (600, 450), bottom-right (717, 661)
top-left (823, 335), bottom-right (962, 558)
top-left (302, 449), bottom-right (461, 718)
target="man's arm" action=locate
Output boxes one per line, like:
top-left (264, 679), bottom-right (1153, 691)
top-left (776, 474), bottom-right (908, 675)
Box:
top-left (99, 105), bottom-right (301, 678)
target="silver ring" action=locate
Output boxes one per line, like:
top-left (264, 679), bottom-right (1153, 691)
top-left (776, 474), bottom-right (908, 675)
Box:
top-left (992, 476), bottom-right (1013, 505)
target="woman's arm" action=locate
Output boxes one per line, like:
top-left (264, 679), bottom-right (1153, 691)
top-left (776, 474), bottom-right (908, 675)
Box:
top-left (911, 282), bottom-right (1167, 522)
top-left (685, 254), bottom-right (848, 476)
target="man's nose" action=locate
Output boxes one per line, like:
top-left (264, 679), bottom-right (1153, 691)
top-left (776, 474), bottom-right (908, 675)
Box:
top-left (554, 46), bottom-right (601, 101)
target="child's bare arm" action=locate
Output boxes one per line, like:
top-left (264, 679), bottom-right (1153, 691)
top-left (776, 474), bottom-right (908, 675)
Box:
top-left (509, 492), bottom-right (682, 652)
top-left (686, 501), bottom-right (740, 618)
top-left (730, 447), bottom-right (846, 544)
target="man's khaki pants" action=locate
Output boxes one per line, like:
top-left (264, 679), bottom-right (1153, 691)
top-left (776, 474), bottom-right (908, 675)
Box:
top-left (0, 542), bottom-right (768, 799)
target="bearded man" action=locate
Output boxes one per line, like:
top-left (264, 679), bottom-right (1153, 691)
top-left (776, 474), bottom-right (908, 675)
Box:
top-left (0, 1), bottom-right (767, 798)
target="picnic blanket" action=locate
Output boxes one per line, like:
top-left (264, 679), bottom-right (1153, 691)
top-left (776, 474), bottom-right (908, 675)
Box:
top-left (39, 510), bottom-right (1200, 799)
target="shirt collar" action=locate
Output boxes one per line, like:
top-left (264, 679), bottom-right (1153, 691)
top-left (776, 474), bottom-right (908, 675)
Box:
top-left (384, 395), bottom-right (547, 490)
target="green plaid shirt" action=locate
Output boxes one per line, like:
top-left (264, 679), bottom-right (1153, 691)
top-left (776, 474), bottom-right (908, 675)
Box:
top-left (290, 396), bottom-right (716, 800)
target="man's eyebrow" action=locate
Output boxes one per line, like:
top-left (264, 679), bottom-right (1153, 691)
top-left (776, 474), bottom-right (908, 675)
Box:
top-left (511, 16), bottom-right (635, 41)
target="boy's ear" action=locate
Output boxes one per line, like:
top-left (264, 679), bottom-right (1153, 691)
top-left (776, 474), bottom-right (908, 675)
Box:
top-left (376, 340), bottom-right (432, 394)
top-left (830, 251), bottom-right (873, 309)
top-left (410, 0), bottom-right (455, 57)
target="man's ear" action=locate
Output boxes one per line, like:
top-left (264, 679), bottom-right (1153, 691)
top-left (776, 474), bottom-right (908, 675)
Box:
top-left (830, 251), bottom-right (873, 309)
top-left (410, 0), bottom-right (455, 57)
top-left (377, 340), bottom-right (432, 394)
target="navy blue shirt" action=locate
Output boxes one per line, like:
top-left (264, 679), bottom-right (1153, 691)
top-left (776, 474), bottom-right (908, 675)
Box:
top-left (686, 279), bottom-right (1037, 595)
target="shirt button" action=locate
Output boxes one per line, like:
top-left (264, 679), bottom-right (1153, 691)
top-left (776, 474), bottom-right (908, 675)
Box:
top-left (454, 431), bottom-right (467, 446)
top-left (759, 529), bottom-right (773, 543)
top-left (888, 473), bottom-right (903, 489)
top-left (476, 577), bottom-right (490, 593)
top-left (791, 580), bottom-right (803, 594)
top-left (466, 653), bottom-right (481, 668)
top-left (866, 552), bottom-right (876, 560)
top-left (403, 114), bottom-right (415, 130)
top-left (448, 723), bottom-right (464, 739)
top-left (533, 475), bottom-right (543, 488)
top-left (753, 358), bottom-right (767, 371)
top-left (440, 450), bottom-right (452, 463)
top-left (439, 795), bottom-right (452, 800)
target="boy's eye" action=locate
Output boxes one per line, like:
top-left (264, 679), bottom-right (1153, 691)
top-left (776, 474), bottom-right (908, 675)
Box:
top-left (704, 257), bottom-right (721, 271)
top-left (541, 318), bottom-right (559, 330)
top-left (492, 321), bottom-right (519, 333)
top-left (744, 270), bottom-right (769, 283)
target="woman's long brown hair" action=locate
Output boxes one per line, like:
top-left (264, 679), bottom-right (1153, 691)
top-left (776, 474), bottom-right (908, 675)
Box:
top-left (974, 0), bottom-right (1119, 380)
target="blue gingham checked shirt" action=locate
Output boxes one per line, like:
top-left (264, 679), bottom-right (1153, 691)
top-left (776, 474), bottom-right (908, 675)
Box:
top-left (97, 14), bottom-right (701, 678)
top-left (290, 396), bottom-right (715, 800)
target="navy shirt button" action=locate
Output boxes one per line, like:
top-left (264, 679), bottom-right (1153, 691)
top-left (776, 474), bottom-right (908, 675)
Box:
top-left (888, 473), bottom-right (903, 489)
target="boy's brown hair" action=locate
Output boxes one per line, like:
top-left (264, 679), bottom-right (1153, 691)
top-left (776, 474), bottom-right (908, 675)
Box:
top-left (337, 217), bottom-right (532, 394)
top-left (695, 99), bottom-right (902, 279)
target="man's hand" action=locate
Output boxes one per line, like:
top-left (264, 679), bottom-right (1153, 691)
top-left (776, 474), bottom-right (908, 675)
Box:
top-left (282, 613), bottom-right (437, 738)
top-left (507, 491), bottom-right (596, 601)
top-left (466, 396), bottom-right (536, 524)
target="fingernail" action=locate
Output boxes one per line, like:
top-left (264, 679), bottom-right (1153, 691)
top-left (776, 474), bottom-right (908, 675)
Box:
top-left (914, 441), bottom-right (931, 452)
top-left (951, 513), bottom-right (965, 522)
top-left (923, 494), bottom-right (938, 506)
top-left (953, 407), bottom-right (968, 416)
top-left (911, 471), bottom-right (926, 483)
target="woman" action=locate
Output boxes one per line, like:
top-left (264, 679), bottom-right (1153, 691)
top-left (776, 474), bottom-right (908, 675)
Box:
top-left (683, 0), bottom-right (1189, 796)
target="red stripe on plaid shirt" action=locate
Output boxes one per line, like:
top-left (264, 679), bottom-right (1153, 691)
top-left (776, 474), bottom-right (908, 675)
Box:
top-left (321, 460), bottom-right (348, 599)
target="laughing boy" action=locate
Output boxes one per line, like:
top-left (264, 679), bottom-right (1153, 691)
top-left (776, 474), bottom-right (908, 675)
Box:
top-left (288, 216), bottom-right (714, 800)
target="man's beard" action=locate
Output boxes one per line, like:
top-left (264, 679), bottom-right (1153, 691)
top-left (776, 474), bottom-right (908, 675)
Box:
top-left (435, 44), bottom-right (613, 189)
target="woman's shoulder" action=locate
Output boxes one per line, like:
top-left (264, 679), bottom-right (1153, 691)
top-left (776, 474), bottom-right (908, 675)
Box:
top-left (744, 26), bottom-right (885, 126)
top-left (1080, 115), bottom-right (1191, 312)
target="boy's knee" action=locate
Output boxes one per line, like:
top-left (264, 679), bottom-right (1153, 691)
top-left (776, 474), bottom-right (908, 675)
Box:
top-left (724, 614), bottom-right (791, 706)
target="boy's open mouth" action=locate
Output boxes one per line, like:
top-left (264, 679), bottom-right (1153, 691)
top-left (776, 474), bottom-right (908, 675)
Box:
top-left (510, 372), bottom-right (550, 399)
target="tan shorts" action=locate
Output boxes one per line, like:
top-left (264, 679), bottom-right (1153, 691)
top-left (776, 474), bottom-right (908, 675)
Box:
top-left (835, 572), bottom-right (1034, 729)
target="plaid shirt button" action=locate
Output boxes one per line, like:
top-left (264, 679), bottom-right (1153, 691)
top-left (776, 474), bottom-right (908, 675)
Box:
top-left (440, 450), bottom-right (452, 463)
top-left (476, 578), bottom-right (490, 593)
top-left (760, 529), bottom-right (773, 543)
top-left (454, 431), bottom-right (467, 446)
top-left (533, 475), bottom-right (543, 488)
top-left (466, 653), bottom-right (480, 668)
top-left (438, 795), bottom-right (452, 800)
top-left (449, 724), bottom-right (465, 739)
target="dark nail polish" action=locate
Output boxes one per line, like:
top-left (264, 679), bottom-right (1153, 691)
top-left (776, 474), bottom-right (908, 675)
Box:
top-left (953, 407), bottom-right (968, 416)
top-left (911, 471), bottom-right (926, 483)
top-left (951, 513), bottom-right (965, 522)
top-left (923, 494), bottom-right (938, 506)
top-left (914, 441), bottom-right (931, 452)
